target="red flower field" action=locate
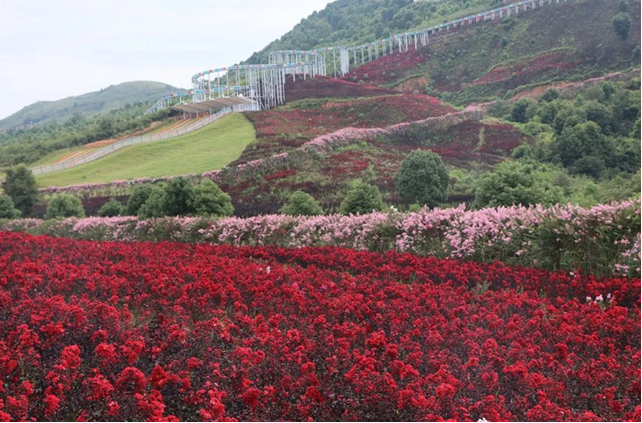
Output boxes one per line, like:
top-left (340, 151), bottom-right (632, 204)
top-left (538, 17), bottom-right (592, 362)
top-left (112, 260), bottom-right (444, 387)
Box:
top-left (0, 231), bottom-right (639, 421)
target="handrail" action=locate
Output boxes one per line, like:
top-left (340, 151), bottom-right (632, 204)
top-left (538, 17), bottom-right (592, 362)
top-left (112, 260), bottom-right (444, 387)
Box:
top-left (30, 102), bottom-right (259, 176)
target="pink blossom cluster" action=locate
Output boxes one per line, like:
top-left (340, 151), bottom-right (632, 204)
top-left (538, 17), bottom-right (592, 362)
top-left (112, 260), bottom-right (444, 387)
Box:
top-left (2, 200), bottom-right (639, 277)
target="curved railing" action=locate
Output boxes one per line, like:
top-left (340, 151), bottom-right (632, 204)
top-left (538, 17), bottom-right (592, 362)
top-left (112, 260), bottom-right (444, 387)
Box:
top-left (148, 0), bottom-right (568, 113)
top-left (31, 0), bottom-right (568, 176)
top-left (31, 102), bottom-right (258, 176)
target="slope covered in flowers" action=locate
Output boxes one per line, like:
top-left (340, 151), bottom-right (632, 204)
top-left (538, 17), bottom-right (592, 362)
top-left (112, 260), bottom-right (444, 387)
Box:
top-left (0, 231), bottom-right (639, 421)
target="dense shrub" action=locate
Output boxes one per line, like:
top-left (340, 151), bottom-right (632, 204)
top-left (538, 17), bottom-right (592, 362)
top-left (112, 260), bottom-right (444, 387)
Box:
top-left (0, 195), bottom-right (20, 219)
top-left (554, 121), bottom-right (614, 169)
top-left (96, 198), bottom-right (124, 217)
top-left (339, 182), bottom-right (385, 215)
top-left (190, 180), bottom-right (234, 217)
top-left (612, 12), bottom-right (632, 40)
top-left (280, 191), bottom-right (324, 216)
top-left (137, 186), bottom-right (167, 219)
top-left (1, 165), bottom-right (39, 217)
top-left (395, 150), bottom-right (448, 207)
top-left (161, 177), bottom-right (194, 217)
top-left (126, 184), bottom-right (154, 216)
top-left (509, 98), bottom-right (537, 123)
top-left (474, 161), bottom-right (564, 208)
top-left (44, 194), bottom-right (86, 219)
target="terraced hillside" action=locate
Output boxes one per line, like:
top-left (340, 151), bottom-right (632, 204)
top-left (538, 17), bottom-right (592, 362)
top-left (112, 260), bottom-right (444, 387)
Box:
top-left (344, 0), bottom-right (641, 103)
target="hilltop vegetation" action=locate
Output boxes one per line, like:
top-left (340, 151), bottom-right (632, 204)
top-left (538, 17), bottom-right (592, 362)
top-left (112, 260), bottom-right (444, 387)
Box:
top-left (0, 103), bottom-right (173, 169)
top-left (345, 0), bottom-right (641, 104)
top-left (247, 0), bottom-right (505, 63)
top-left (0, 81), bottom-right (176, 132)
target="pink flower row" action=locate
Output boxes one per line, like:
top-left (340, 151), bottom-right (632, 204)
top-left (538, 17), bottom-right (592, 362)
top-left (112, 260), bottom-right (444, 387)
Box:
top-left (2, 199), bottom-right (639, 277)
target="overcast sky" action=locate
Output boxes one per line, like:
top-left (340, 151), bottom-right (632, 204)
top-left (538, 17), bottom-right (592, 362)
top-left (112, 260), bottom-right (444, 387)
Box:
top-left (0, 0), bottom-right (330, 120)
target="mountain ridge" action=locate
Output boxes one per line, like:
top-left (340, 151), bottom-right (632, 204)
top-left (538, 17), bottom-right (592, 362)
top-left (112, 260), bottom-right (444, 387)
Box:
top-left (0, 80), bottom-right (178, 132)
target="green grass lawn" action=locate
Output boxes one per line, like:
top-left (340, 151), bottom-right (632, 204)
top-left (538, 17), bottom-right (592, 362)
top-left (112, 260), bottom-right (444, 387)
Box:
top-left (37, 113), bottom-right (256, 187)
top-left (33, 145), bottom-right (92, 167)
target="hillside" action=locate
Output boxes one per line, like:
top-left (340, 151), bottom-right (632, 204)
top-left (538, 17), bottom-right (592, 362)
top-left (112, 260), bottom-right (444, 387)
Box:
top-left (36, 113), bottom-right (255, 187)
top-left (344, 0), bottom-right (641, 103)
top-left (247, 0), bottom-right (504, 63)
top-left (0, 81), bottom-right (177, 132)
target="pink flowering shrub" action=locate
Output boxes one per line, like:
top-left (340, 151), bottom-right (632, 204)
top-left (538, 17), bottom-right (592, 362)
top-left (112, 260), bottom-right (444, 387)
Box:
top-left (2, 200), bottom-right (639, 278)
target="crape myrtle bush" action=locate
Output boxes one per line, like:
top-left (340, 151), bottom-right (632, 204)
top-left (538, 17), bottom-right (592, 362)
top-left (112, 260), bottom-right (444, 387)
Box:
top-left (0, 231), bottom-right (640, 421)
top-left (1, 200), bottom-right (639, 278)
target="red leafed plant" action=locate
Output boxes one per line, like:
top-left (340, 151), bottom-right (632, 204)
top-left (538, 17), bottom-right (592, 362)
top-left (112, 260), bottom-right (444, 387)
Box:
top-left (0, 231), bottom-right (639, 421)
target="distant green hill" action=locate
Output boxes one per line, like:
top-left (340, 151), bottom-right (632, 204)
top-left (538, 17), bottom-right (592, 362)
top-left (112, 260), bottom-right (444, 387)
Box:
top-left (0, 81), bottom-right (177, 132)
top-left (246, 0), bottom-right (502, 64)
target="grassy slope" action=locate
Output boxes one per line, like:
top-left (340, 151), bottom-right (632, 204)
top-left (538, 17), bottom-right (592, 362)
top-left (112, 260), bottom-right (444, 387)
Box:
top-left (0, 81), bottom-right (177, 131)
top-left (37, 113), bottom-right (255, 187)
top-left (346, 0), bottom-right (641, 103)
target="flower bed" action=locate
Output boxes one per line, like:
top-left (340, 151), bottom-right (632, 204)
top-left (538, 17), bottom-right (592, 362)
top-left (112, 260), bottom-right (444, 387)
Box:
top-left (0, 231), bottom-right (639, 421)
top-left (2, 200), bottom-right (639, 278)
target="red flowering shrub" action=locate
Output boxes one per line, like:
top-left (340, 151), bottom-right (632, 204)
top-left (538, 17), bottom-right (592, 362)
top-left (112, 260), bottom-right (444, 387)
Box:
top-left (0, 231), bottom-right (639, 421)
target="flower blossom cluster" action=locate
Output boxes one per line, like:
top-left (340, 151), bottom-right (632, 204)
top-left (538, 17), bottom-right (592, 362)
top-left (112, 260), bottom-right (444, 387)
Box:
top-left (2, 200), bottom-right (639, 277)
top-left (0, 231), bottom-right (639, 421)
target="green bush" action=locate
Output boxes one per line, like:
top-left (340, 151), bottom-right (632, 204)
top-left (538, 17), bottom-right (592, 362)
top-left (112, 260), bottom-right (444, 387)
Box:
top-left (45, 194), bottom-right (86, 219)
top-left (0, 195), bottom-right (21, 219)
top-left (138, 186), bottom-right (167, 219)
top-left (190, 180), bottom-right (234, 217)
top-left (339, 182), bottom-right (385, 215)
top-left (280, 191), bottom-right (324, 216)
top-left (509, 98), bottom-right (538, 123)
top-left (162, 177), bottom-right (194, 217)
top-left (540, 88), bottom-right (560, 103)
top-left (395, 150), bottom-right (448, 207)
top-left (474, 161), bottom-right (564, 208)
top-left (97, 198), bottom-right (124, 217)
top-left (612, 12), bottom-right (632, 40)
top-left (554, 121), bottom-right (614, 168)
top-left (126, 184), bottom-right (153, 215)
top-left (1, 165), bottom-right (39, 217)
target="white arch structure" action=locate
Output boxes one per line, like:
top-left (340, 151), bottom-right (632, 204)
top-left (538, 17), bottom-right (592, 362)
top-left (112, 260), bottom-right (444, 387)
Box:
top-left (29, 0), bottom-right (568, 176)
top-left (147, 0), bottom-right (568, 114)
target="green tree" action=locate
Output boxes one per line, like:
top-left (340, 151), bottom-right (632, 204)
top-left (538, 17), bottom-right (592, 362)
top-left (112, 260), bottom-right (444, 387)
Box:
top-left (612, 12), bottom-right (632, 40)
top-left (509, 98), bottom-right (538, 123)
top-left (570, 155), bottom-right (605, 178)
top-left (554, 121), bottom-right (614, 168)
top-left (619, 0), bottom-right (630, 12)
top-left (190, 180), bottom-right (234, 216)
top-left (280, 191), bottom-right (324, 216)
top-left (44, 194), bottom-right (86, 219)
top-left (395, 150), bottom-right (448, 207)
top-left (97, 198), bottom-right (124, 217)
top-left (138, 186), bottom-right (167, 219)
top-left (1, 165), bottom-right (39, 217)
top-left (162, 177), bottom-right (194, 216)
top-left (584, 101), bottom-right (613, 134)
top-left (0, 195), bottom-right (21, 219)
top-left (474, 161), bottom-right (564, 208)
top-left (339, 182), bottom-right (385, 215)
top-left (126, 184), bottom-right (154, 215)
top-left (540, 88), bottom-right (560, 103)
